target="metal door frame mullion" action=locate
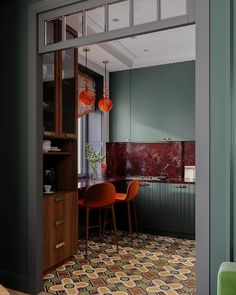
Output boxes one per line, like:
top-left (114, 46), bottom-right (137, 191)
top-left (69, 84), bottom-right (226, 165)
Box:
top-left (187, 0), bottom-right (195, 23)
top-left (39, 15), bottom-right (192, 54)
top-left (38, 0), bottom-right (195, 54)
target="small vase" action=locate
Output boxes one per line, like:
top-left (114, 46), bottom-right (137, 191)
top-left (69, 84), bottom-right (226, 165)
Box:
top-left (91, 167), bottom-right (98, 180)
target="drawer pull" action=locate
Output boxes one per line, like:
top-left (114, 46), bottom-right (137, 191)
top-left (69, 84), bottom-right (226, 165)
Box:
top-left (55, 196), bottom-right (64, 202)
top-left (55, 219), bottom-right (64, 226)
top-left (55, 242), bottom-right (65, 249)
top-left (175, 185), bottom-right (187, 189)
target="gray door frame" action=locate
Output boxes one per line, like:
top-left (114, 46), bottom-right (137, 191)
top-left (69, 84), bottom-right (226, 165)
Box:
top-left (28, 0), bottom-right (209, 294)
top-left (38, 0), bottom-right (195, 54)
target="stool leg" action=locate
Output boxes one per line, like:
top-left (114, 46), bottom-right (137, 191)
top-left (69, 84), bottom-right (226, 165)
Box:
top-left (111, 205), bottom-right (118, 252)
top-left (102, 208), bottom-right (108, 240)
top-left (99, 209), bottom-right (102, 241)
top-left (127, 201), bottom-right (133, 246)
top-left (133, 200), bottom-right (139, 237)
top-left (85, 207), bottom-right (89, 260)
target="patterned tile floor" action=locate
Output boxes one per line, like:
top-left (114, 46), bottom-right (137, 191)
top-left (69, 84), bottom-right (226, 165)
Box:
top-left (44, 232), bottom-right (195, 294)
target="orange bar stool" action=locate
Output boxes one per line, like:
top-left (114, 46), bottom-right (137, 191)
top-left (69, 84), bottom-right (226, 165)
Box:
top-left (116, 179), bottom-right (139, 245)
top-left (78, 182), bottom-right (118, 258)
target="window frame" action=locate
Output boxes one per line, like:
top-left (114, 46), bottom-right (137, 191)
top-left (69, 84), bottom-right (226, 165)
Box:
top-left (78, 114), bottom-right (88, 177)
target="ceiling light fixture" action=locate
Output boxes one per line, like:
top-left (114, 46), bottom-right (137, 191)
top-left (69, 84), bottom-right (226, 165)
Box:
top-left (78, 48), bottom-right (95, 106)
top-left (98, 60), bottom-right (112, 113)
top-left (112, 17), bottom-right (120, 22)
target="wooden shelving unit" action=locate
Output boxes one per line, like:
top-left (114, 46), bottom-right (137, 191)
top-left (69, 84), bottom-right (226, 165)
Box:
top-left (43, 151), bottom-right (71, 156)
top-left (43, 21), bottom-right (78, 272)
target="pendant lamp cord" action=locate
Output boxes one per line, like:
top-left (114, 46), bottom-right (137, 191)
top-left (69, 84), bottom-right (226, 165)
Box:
top-left (85, 49), bottom-right (88, 68)
top-left (104, 62), bottom-right (107, 85)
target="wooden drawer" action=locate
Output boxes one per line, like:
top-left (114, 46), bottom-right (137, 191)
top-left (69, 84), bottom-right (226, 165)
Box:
top-left (43, 191), bottom-right (78, 271)
top-left (54, 193), bottom-right (65, 221)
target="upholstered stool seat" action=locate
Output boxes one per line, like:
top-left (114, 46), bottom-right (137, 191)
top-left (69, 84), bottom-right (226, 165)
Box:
top-left (218, 262), bottom-right (236, 295)
top-left (115, 193), bottom-right (127, 201)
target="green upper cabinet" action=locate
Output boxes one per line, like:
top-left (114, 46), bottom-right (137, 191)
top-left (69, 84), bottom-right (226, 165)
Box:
top-left (163, 61), bottom-right (195, 141)
top-left (110, 71), bottom-right (131, 142)
top-left (109, 61), bottom-right (195, 142)
top-left (131, 66), bottom-right (165, 141)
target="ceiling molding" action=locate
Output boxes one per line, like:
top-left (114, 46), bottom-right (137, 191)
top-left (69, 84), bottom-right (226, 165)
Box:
top-left (132, 52), bottom-right (196, 69)
top-left (98, 42), bottom-right (134, 68)
top-left (87, 18), bottom-right (134, 68)
top-left (78, 53), bottom-right (105, 76)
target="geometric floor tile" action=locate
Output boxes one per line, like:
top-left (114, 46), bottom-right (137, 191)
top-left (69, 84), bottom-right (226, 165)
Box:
top-left (44, 232), bottom-right (196, 294)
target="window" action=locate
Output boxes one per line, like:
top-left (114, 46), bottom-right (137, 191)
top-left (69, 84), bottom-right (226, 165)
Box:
top-left (78, 115), bottom-right (88, 177)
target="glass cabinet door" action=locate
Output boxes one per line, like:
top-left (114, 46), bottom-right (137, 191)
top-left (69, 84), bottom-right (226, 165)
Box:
top-left (43, 21), bottom-right (58, 136)
top-left (61, 30), bottom-right (77, 138)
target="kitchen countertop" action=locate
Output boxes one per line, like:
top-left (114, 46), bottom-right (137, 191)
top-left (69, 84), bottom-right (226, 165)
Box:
top-left (78, 177), bottom-right (125, 189)
top-left (78, 177), bottom-right (195, 189)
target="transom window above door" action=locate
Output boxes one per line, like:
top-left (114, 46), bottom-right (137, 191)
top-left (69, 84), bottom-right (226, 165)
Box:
top-left (38, 0), bottom-right (195, 54)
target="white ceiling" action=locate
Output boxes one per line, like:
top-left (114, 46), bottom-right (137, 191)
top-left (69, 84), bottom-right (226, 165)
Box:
top-left (67, 0), bottom-right (195, 72)
top-left (78, 25), bottom-right (196, 72)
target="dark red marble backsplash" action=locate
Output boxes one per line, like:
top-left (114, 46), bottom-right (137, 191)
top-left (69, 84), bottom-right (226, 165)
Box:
top-left (106, 142), bottom-right (195, 179)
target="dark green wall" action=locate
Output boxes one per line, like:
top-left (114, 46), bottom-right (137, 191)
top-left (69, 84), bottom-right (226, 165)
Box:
top-left (0, 0), bottom-right (41, 292)
top-left (110, 61), bottom-right (195, 142)
top-left (0, 0), bottom-right (234, 294)
top-left (210, 0), bottom-right (235, 294)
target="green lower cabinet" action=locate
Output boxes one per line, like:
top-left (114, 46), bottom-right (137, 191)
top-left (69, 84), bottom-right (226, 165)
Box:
top-left (136, 183), bottom-right (162, 229)
top-left (136, 182), bottom-right (195, 235)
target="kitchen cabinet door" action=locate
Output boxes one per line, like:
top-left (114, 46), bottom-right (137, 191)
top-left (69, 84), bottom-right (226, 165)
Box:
top-left (136, 182), bottom-right (195, 235)
top-left (161, 183), bottom-right (195, 234)
top-left (136, 182), bottom-right (162, 230)
top-left (176, 183), bottom-right (195, 234)
top-left (163, 61), bottom-right (195, 141)
top-left (131, 67), bottom-right (165, 141)
top-left (110, 71), bottom-right (131, 142)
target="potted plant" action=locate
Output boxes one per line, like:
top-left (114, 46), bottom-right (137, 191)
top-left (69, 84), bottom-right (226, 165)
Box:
top-left (85, 143), bottom-right (105, 179)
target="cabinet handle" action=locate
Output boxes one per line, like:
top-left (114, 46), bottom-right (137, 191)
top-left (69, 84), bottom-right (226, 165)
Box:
top-left (55, 219), bottom-right (64, 226)
top-left (55, 242), bottom-right (65, 249)
top-left (139, 182), bottom-right (150, 186)
top-left (44, 131), bottom-right (54, 136)
top-left (55, 196), bottom-right (64, 202)
top-left (175, 185), bottom-right (187, 189)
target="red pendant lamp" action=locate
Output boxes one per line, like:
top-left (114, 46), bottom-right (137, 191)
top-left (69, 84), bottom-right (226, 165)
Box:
top-left (78, 48), bottom-right (95, 106)
top-left (98, 60), bottom-right (112, 112)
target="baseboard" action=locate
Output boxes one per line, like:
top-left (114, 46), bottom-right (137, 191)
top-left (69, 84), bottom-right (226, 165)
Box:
top-left (138, 228), bottom-right (196, 240)
top-left (0, 269), bottom-right (28, 294)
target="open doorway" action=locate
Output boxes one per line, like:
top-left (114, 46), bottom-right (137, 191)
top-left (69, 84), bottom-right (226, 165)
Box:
top-left (42, 21), bottom-right (196, 293)
top-left (27, 1), bottom-right (208, 294)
